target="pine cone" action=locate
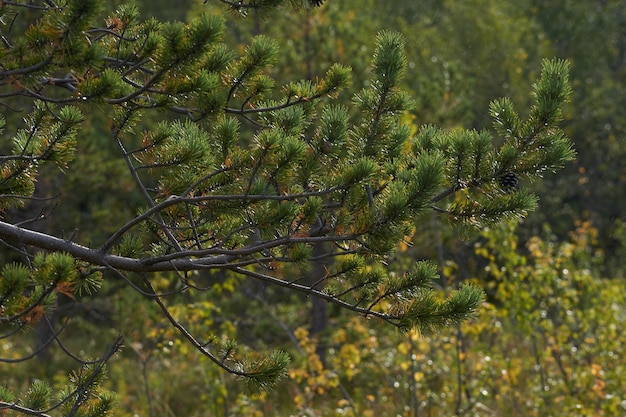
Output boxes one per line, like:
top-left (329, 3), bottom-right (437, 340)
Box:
top-left (498, 172), bottom-right (519, 193)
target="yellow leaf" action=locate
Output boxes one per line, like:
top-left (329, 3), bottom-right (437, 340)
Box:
top-left (337, 399), bottom-right (351, 407)
top-left (591, 363), bottom-right (602, 376)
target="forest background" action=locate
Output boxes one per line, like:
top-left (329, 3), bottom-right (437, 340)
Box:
top-left (1, 0), bottom-right (625, 416)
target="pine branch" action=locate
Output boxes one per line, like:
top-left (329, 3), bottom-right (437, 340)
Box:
top-left (0, 0), bottom-right (575, 404)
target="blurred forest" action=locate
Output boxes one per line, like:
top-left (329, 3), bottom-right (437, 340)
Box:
top-left (2, 0), bottom-right (626, 416)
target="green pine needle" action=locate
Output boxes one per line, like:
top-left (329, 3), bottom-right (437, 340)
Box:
top-left (23, 380), bottom-right (52, 411)
top-left (242, 350), bottom-right (291, 395)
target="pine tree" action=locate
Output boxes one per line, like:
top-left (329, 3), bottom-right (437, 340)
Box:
top-left (0, 0), bottom-right (574, 413)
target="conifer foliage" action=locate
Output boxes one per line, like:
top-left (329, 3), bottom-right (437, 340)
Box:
top-left (0, 0), bottom-right (574, 413)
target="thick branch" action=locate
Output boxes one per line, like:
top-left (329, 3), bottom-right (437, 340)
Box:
top-left (0, 221), bottom-right (356, 273)
top-left (0, 220), bottom-right (231, 272)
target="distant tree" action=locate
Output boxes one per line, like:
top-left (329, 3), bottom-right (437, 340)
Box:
top-left (0, 0), bottom-right (573, 414)
top-left (525, 0), bottom-right (626, 247)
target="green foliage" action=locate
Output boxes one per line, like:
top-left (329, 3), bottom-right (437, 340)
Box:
top-left (397, 282), bottom-right (484, 335)
top-left (23, 380), bottom-right (52, 411)
top-left (157, 14), bottom-right (225, 69)
top-left (0, 1), bottom-right (582, 415)
top-left (1, 361), bottom-right (118, 417)
top-left (33, 252), bottom-right (77, 284)
top-left (0, 101), bottom-right (81, 209)
top-left (372, 30), bottom-right (408, 89)
top-left (241, 350), bottom-right (291, 394)
top-left (0, 263), bottom-right (30, 304)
